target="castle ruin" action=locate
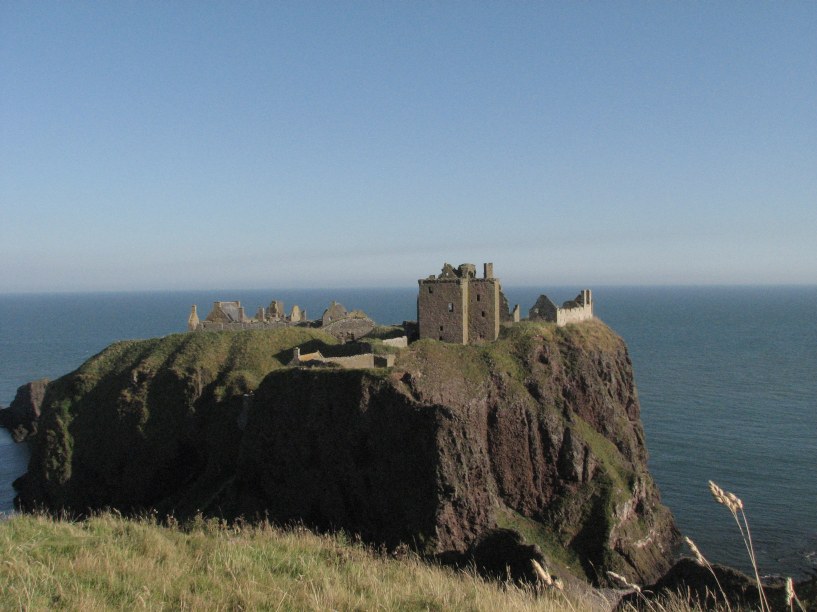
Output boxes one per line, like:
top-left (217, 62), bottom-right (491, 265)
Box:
top-left (528, 291), bottom-right (593, 327)
top-left (187, 262), bottom-right (593, 348)
top-left (188, 300), bottom-right (307, 332)
top-left (418, 262), bottom-right (593, 344)
top-left (187, 299), bottom-right (375, 342)
top-left (417, 262), bottom-right (520, 344)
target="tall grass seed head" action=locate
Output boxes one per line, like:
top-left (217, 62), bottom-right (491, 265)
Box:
top-left (684, 536), bottom-right (707, 567)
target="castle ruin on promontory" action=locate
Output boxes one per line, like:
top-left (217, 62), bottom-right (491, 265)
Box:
top-left (418, 262), bottom-right (593, 344)
top-left (187, 262), bottom-right (593, 347)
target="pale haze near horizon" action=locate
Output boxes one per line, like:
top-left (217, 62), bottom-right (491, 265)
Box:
top-left (1, 3), bottom-right (815, 293)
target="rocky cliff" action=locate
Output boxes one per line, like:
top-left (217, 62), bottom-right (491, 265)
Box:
top-left (15, 320), bottom-right (678, 585)
top-left (0, 379), bottom-right (48, 442)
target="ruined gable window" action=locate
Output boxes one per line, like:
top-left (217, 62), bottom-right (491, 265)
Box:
top-left (447, 303), bottom-right (454, 312)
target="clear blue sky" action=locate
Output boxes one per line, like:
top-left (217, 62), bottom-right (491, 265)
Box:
top-left (2, 2), bottom-right (815, 292)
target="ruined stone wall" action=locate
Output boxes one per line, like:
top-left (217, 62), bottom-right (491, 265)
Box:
top-left (322, 302), bottom-right (348, 326)
top-left (322, 317), bottom-right (376, 342)
top-left (529, 292), bottom-right (593, 327)
top-left (381, 336), bottom-right (408, 348)
top-left (323, 354), bottom-right (377, 369)
top-left (195, 320), bottom-right (292, 332)
top-left (418, 279), bottom-right (467, 343)
top-left (294, 352), bottom-right (395, 369)
top-left (555, 303), bottom-right (593, 326)
top-left (467, 278), bottom-right (500, 342)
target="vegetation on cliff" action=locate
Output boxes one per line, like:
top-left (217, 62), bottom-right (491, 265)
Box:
top-left (16, 319), bottom-right (678, 587)
top-left (0, 512), bottom-right (599, 611)
top-left (21, 327), bottom-right (340, 512)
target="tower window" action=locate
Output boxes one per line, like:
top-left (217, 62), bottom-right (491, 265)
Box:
top-left (476, 294), bottom-right (481, 302)
top-left (428, 286), bottom-right (433, 293)
top-left (481, 311), bottom-right (486, 317)
top-left (447, 303), bottom-right (454, 312)
top-left (439, 325), bottom-right (443, 331)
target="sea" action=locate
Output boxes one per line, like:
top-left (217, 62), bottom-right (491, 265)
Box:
top-left (1, 286), bottom-right (815, 579)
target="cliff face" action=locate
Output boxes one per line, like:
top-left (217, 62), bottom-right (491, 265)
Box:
top-left (16, 320), bottom-right (677, 585)
top-left (0, 379), bottom-right (48, 441)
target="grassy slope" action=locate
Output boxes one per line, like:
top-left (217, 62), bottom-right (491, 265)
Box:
top-left (0, 513), bottom-right (603, 612)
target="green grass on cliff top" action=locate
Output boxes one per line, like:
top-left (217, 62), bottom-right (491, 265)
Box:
top-left (0, 513), bottom-right (609, 612)
top-left (60, 327), bottom-right (342, 401)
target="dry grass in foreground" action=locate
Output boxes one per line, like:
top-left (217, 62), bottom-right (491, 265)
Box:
top-left (0, 511), bottom-right (744, 611)
top-left (0, 512), bottom-right (608, 611)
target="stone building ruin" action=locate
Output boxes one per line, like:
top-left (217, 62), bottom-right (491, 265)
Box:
top-left (418, 262), bottom-right (593, 344)
top-left (188, 300), bottom-right (307, 332)
top-left (289, 346), bottom-right (396, 369)
top-left (528, 291), bottom-right (593, 327)
top-left (187, 262), bottom-right (592, 348)
top-left (187, 299), bottom-right (375, 342)
top-left (319, 301), bottom-right (376, 342)
top-left (417, 262), bottom-right (520, 344)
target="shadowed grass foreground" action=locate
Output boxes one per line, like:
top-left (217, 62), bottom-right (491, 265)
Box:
top-left (0, 512), bottom-right (608, 611)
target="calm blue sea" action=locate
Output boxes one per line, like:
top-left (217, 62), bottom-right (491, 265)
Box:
top-left (1, 287), bottom-right (815, 578)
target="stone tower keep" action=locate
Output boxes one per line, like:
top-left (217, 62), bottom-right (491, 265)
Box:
top-left (417, 262), bottom-right (502, 344)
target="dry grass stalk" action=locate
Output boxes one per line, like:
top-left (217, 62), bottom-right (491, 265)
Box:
top-left (785, 576), bottom-right (807, 612)
top-left (606, 571), bottom-right (641, 594)
top-left (684, 537), bottom-right (706, 567)
top-left (707, 480), bottom-right (770, 612)
top-left (529, 560), bottom-right (576, 612)
top-left (683, 537), bottom-right (731, 612)
top-left (606, 571), bottom-right (674, 612)
top-left (531, 559), bottom-right (553, 587)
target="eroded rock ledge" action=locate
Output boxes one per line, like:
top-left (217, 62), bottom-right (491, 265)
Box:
top-left (0, 379), bottom-right (48, 442)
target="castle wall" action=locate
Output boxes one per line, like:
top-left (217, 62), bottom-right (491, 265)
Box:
top-left (292, 349), bottom-right (396, 370)
top-left (418, 262), bottom-right (505, 344)
top-left (467, 278), bottom-right (500, 342)
top-left (529, 295), bottom-right (558, 322)
top-left (323, 354), bottom-right (376, 369)
top-left (382, 336), bottom-right (408, 348)
top-left (418, 279), bottom-right (468, 343)
top-left (555, 303), bottom-right (593, 326)
top-left (322, 317), bottom-right (376, 342)
top-left (195, 320), bottom-right (291, 332)
top-left (529, 292), bottom-right (593, 327)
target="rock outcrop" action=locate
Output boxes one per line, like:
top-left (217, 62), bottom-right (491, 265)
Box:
top-left (618, 558), bottom-right (817, 611)
top-left (0, 379), bottom-right (48, 442)
top-left (15, 320), bottom-right (678, 586)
